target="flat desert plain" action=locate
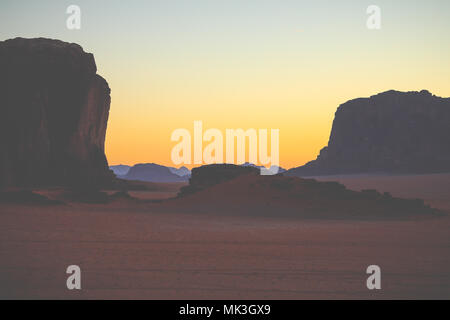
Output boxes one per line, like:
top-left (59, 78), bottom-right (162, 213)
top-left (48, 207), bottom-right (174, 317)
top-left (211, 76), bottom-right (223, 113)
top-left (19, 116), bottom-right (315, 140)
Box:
top-left (0, 174), bottom-right (449, 299)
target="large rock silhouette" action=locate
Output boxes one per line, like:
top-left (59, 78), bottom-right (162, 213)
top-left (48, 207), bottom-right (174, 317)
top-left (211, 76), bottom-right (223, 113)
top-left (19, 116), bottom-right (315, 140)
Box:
top-left (0, 38), bottom-right (114, 187)
top-left (287, 90), bottom-right (450, 176)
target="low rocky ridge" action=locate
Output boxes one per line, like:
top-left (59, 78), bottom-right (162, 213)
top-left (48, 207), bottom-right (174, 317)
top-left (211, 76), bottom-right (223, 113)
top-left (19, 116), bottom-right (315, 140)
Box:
top-left (174, 164), bottom-right (440, 218)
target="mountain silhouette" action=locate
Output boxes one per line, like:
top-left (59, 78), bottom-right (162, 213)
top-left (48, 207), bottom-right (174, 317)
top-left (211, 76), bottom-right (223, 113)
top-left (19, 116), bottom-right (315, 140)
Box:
top-left (122, 163), bottom-right (189, 182)
top-left (168, 166), bottom-right (191, 177)
top-left (110, 165), bottom-right (131, 176)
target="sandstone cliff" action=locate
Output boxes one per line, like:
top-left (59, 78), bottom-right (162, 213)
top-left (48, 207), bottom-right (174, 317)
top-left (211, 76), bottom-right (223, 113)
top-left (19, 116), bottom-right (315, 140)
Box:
top-left (0, 38), bottom-right (114, 187)
top-left (287, 90), bottom-right (450, 176)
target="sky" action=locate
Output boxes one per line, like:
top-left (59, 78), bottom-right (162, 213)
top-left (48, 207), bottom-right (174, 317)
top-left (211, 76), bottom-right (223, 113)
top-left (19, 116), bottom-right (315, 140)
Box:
top-left (1, 0), bottom-right (450, 169)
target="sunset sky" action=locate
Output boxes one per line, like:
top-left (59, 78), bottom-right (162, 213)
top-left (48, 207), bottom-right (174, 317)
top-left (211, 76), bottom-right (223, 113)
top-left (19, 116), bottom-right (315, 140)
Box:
top-left (1, 0), bottom-right (450, 169)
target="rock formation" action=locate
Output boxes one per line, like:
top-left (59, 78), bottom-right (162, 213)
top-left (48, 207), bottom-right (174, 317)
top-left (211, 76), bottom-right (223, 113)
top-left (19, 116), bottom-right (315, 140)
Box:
top-left (178, 164), bottom-right (260, 196)
top-left (287, 90), bottom-right (450, 176)
top-left (0, 38), bottom-right (114, 188)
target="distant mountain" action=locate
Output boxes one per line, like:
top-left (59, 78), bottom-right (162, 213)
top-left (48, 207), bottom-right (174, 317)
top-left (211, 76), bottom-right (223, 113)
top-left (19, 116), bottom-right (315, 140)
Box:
top-left (168, 166), bottom-right (191, 177)
top-left (121, 163), bottom-right (189, 183)
top-left (241, 162), bottom-right (286, 175)
top-left (286, 90), bottom-right (450, 177)
top-left (110, 165), bottom-right (131, 176)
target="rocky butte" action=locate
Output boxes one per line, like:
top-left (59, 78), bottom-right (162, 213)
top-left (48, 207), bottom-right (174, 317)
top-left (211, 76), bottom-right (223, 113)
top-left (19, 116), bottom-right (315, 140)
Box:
top-left (287, 90), bottom-right (450, 176)
top-left (0, 38), bottom-right (114, 188)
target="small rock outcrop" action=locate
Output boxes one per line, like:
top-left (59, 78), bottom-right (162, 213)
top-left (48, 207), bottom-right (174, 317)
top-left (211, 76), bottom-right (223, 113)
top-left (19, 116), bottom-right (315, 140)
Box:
top-left (178, 164), bottom-right (259, 196)
top-left (287, 90), bottom-right (450, 176)
top-left (0, 38), bottom-right (114, 187)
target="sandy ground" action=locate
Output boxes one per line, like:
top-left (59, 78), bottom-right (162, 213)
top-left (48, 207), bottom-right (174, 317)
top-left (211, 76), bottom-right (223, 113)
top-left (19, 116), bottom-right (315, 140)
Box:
top-left (0, 174), bottom-right (449, 299)
top-left (312, 173), bottom-right (450, 212)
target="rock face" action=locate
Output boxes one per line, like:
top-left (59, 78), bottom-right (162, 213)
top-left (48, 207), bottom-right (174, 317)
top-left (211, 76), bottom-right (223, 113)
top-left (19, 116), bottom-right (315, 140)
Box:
top-left (287, 90), bottom-right (450, 176)
top-left (0, 38), bottom-right (114, 188)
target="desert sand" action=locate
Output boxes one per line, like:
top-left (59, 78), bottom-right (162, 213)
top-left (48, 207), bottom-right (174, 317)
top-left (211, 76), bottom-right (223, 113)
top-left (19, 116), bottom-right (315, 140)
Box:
top-left (312, 173), bottom-right (450, 212)
top-left (0, 174), bottom-right (449, 299)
